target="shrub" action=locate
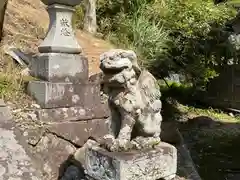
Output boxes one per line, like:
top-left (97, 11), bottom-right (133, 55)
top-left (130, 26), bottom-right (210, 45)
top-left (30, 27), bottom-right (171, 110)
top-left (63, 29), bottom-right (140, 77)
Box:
top-left (75, 0), bottom-right (237, 89)
top-left (74, 4), bottom-right (85, 29)
top-left (147, 0), bottom-right (237, 88)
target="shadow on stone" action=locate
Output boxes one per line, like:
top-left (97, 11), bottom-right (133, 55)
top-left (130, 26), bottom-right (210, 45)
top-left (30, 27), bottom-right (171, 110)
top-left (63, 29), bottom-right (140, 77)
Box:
top-left (58, 154), bottom-right (86, 180)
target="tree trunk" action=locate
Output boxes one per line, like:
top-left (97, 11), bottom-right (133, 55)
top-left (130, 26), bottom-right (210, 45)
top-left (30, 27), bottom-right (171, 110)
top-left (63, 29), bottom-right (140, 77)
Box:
top-left (123, 0), bottom-right (128, 13)
top-left (83, 0), bottom-right (97, 34)
top-left (0, 0), bottom-right (7, 42)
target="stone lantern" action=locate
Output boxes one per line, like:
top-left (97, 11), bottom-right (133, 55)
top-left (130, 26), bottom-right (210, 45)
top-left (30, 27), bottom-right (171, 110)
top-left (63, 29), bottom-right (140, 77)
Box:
top-left (28, 0), bottom-right (108, 121)
top-left (26, 1), bottom-right (109, 178)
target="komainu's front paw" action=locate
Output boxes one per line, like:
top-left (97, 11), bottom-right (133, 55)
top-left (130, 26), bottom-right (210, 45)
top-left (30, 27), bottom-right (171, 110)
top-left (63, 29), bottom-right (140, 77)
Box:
top-left (101, 134), bottom-right (115, 151)
top-left (109, 139), bottom-right (133, 152)
top-left (131, 136), bottom-right (161, 150)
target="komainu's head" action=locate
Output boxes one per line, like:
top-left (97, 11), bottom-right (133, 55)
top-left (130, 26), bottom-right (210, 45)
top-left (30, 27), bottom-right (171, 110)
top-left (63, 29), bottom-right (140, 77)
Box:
top-left (100, 49), bottom-right (141, 88)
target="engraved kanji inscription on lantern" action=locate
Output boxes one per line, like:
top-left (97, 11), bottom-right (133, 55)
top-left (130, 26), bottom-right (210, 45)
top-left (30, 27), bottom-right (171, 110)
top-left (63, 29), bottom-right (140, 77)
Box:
top-left (60, 18), bottom-right (71, 36)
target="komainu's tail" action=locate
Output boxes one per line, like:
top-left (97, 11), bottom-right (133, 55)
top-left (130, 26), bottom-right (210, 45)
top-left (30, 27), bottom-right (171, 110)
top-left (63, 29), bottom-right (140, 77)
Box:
top-left (137, 70), bottom-right (161, 106)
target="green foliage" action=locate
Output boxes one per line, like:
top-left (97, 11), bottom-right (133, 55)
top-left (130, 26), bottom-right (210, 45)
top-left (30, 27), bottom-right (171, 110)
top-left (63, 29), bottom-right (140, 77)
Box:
top-left (110, 14), bottom-right (169, 68)
top-left (226, 0), bottom-right (240, 5)
top-left (74, 4), bottom-right (85, 29)
top-left (89, 0), bottom-right (238, 89)
top-left (96, 0), bottom-right (170, 73)
top-left (147, 0), bottom-right (237, 88)
top-left (150, 0), bottom-right (235, 37)
top-left (160, 81), bottom-right (195, 103)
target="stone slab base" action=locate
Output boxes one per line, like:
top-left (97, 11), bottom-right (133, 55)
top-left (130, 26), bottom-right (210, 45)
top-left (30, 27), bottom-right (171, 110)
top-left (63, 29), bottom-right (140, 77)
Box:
top-left (85, 142), bottom-right (177, 180)
top-left (28, 81), bottom-right (102, 109)
top-left (36, 104), bottom-right (109, 122)
top-left (31, 53), bottom-right (88, 83)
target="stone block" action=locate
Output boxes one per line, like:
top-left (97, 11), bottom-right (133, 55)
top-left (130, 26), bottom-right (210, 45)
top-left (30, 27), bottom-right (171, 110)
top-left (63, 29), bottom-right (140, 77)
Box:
top-left (0, 106), bottom-right (12, 121)
top-left (38, 4), bottom-right (81, 54)
top-left (28, 81), bottom-right (102, 109)
top-left (30, 133), bottom-right (77, 179)
top-left (30, 53), bottom-right (88, 83)
top-left (85, 143), bottom-right (177, 180)
top-left (47, 119), bottom-right (108, 146)
top-left (35, 104), bottom-right (109, 122)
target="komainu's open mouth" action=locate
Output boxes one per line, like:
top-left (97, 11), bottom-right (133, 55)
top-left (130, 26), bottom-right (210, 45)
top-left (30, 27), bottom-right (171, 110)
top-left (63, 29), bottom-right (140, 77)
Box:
top-left (100, 65), bottom-right (124, 75)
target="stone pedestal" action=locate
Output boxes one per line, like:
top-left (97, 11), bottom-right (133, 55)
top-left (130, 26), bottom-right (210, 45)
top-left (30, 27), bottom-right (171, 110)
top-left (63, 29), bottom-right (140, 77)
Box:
top-left (84, 143), bottom-right (177, 180)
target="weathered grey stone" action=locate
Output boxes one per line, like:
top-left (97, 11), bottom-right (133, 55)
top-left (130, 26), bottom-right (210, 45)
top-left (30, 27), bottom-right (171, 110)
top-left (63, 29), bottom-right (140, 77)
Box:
top-left (25, 128), bottom-right (46, 147)
top-left (0, 123), bottom-right (43, 180)
top-left (92, 49), bottom-right (178, 180)
top-left (0, 106), bottom-right (12, 121)
top-left (35, 105), bottom-right (109, 122)
top-left (60, 140), bottom-right (100, 180)
top-left (30, 53), bottom-right (88, 83)
top-left (85, 142), bottom-right (177, 180)
top-left (30, 133), bottom-right (76, 179)
top-left (74, 139), bottom-right (100, 167)
top-left (41, 0), bottom-right (82, 6)
top-left (47, 119), bottom-right (108, 146)
top-left (38, 4), bottom-right (81, 54)
top-left (28, 81), bottom-right (102, 109)
top-left (100, 49), bottom-right (162, 151)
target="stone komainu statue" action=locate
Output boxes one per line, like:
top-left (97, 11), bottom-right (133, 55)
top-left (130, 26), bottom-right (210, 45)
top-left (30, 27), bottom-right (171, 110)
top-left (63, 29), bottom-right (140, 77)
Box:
top-left (100, 49), bottom-right (162, 151)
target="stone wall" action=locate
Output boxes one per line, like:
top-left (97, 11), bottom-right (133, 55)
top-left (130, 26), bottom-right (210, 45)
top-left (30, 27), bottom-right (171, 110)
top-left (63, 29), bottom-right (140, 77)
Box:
top-left (0, 0), bottom-right (7, 41)
top-left (205, 65), bottom-right (240, 110)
